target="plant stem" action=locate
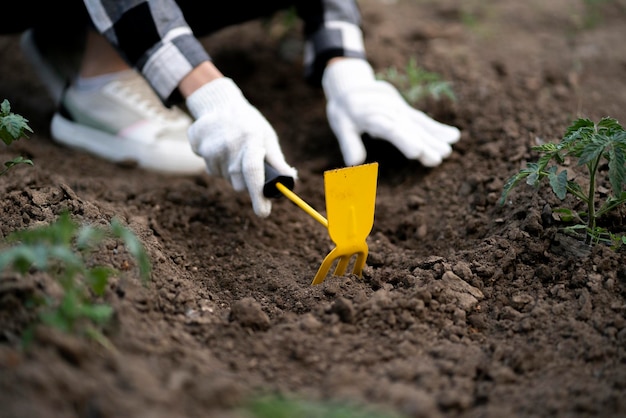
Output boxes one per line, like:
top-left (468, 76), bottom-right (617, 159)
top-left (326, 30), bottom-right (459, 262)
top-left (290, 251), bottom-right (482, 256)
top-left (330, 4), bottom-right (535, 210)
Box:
top-left (585, 154), bottom-right (602, 244)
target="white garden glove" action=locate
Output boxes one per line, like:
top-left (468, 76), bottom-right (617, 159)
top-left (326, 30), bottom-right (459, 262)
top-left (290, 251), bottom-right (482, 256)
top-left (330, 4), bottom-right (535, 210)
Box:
top-left (322, 58), bottom-right (461, 167)
top-left (186, 78), bottom-right (297, 217)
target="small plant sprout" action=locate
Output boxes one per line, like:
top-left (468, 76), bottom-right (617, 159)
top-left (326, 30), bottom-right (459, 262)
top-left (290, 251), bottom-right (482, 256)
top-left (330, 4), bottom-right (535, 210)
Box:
top-left (1, 99), bottom-right (34, 176)
top-left (500, 117), bottom-right (626, 246)
top-left (579, 0), bottom-right (613, 28)
top-left (0, 212), bottom-right (151, 348)
top-left (246, 395), bottom-right (403, 418)
top-left (376, 57), bottom-right (456, 105)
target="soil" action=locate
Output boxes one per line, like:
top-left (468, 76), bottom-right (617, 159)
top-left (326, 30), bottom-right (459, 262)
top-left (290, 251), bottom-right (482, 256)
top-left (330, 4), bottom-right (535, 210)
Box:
top-left (2, 1), bottom-right (626, 417)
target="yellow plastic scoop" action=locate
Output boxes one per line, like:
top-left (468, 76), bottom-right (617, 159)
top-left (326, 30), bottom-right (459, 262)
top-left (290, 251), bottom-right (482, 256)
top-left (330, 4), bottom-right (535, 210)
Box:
top-left (264, 162), bottom-right (378, 285)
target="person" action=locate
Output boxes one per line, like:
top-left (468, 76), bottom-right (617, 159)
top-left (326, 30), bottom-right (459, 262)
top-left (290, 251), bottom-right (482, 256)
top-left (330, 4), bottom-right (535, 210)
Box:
top-left (6, 1), bottom-right (461, 218)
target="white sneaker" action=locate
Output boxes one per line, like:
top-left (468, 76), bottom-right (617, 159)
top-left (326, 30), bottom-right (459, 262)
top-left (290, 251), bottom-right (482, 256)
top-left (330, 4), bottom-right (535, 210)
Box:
top-left (21, 30), bottom-right (206, 175)
top-left (51, 71), bottom-right (207, 175)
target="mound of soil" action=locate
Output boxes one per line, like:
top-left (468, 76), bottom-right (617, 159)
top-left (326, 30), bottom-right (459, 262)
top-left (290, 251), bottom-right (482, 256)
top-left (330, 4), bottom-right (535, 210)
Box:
top-left (1, 1), bottom-right (626, 417)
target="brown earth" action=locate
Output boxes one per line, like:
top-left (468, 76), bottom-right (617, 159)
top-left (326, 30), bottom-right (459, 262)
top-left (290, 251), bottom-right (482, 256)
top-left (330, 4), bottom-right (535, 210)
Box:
top-left (2, 1), bottom-right (626, 417)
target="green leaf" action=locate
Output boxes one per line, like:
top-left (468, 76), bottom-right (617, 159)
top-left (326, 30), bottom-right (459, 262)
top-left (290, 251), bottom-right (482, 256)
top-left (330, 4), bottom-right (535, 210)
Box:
top-left (9, 212), bottom-right (77, 247)
top-left (566, 180), bottom-right (585, 197)
top-left (578, 135), bottom-right (608, 166)
top-left (40, 310), bottom-right (72, 332)
top-left (0, 245), bottom-right (44, 274)
top-left (4, 156), bottom-right (33, 167)
top-left (498, 162), bottom-right (549, 205)
top-left (76, 225), bottom-right (106, 251)
top-left (110, 219), bottom-right (151, 283)
top-left (1, 99), bottom-right (10, 115)
top-left (567, 117), bottom-right (595, 132)
top-left (564, 118), bottom-right (594, 139)
top-left (526, 171), bottom-right (539, 186)
top-left (564, 223), bottom-right (588, 231)
top-left (78, 304), bottom-right (113, 325)
top-left (608, 145), bottom-right (625, 197)
top-left (597, 116), bottom-right (624, 132)
top-left (532, 141), bottom-right (562, 166)
top-left (563, 119), bottom-right (593, 150)
top-left (377, 58), bottom-right (456, 104)
top-left (552, 207), bottom-right (579, 222)
top-left (48, 246), bottom-right (84, 272)
top-left (499, 171), bottom-right (530, 205)
top-left (0, 113), bottom-right (33, 145)
top-left (597, 192), bottom-right (626, 217)
top-left (247, 396), bottom-right (400, 418)
top-left (0, 130), bottom-right (13, 146)
top-left (548, 166), bottom-right (568, 200)
top-left (86, 266), bottom-right (115, 296)
top-left (58, 288), bottom-right (81, 318)
top-left (532, 142), bottom-right (559, 154)
top-left (614, 131), bottom-right (626, 147)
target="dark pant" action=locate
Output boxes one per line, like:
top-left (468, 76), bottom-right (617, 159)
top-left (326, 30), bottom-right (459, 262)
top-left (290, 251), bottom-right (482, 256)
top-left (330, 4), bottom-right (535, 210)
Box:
top-left (1, 1), bottom-right (327, 36)
top-left (1, 1), bottom-right (87, 34)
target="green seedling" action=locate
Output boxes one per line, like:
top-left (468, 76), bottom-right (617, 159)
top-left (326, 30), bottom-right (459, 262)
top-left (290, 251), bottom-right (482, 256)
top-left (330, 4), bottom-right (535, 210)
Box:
top-left (377, 57), bottom-right (456, 106)
top-left (500, 117), bottom-right (626, 246)
top-left (275, 6), bottom-right (298, 32)
top-left (458, 0), bottom-right (492, 34)
top-left (263, 6), bottom-right (299, 39)
top-left (0, 212), bottom-right (151, 347)
top-left (245, 395), bottom-right (404, 418)
top-left (580, 0), bottom-right (613, 28)
top-left (0, 99), bottom-right (33, 176)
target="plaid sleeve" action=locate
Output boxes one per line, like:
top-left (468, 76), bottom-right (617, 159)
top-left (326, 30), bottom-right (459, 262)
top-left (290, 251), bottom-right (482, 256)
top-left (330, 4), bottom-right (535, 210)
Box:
top-left (83, 0), bottom-right (210, 104)
top-left (299, 0), bottom-right (367, 86)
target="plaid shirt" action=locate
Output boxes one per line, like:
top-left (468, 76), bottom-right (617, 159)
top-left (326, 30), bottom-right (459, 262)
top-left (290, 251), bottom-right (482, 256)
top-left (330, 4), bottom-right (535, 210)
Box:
top-left (83, 0), bottom-right (365, 104)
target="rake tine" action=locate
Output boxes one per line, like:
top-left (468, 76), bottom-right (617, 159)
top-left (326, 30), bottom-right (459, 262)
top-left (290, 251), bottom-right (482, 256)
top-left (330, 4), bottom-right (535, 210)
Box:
top-left (311, 246), bottom-right (369, 285)
top-left (334, 255), bottom-right (351, 277)
top-left (351, 250), bottom-right (368, 276)
top-left (335, 249), bottom-right (368, 277)
top-left (312, 248), bottom-right (339, 285)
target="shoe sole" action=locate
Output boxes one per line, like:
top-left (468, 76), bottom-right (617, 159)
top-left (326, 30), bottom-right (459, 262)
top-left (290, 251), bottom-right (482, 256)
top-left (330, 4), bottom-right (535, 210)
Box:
top-left (51, 113), bottom-right (206, 175)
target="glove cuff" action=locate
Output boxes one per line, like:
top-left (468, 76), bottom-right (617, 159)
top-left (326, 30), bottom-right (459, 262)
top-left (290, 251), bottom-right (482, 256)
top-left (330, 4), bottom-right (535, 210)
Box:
top-left (321, 58), bottom-right (376, 100)
top-left (186, 77), bottom-right (243, 119)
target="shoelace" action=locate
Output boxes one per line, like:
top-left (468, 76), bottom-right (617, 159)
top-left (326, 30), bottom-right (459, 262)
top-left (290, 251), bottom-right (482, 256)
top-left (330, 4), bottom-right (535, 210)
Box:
top-left (111, 74), bottom-right (188, 123)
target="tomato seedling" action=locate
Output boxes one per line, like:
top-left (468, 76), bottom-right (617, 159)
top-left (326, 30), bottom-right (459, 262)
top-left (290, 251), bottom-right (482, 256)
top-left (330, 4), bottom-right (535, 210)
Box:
top-left (500, 117), bottom-right (626, 246)
top-left (0, 212), bottom-right (151, 348)
top-left (0, 99), bottom-right (33, 176)
top-left (377, 57), bottom-right (456, 105)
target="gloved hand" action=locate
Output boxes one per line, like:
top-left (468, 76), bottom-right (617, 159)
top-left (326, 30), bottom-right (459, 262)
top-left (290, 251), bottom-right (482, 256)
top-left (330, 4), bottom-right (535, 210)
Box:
top-left (322, 58), bottom-right (461, 167)
top-left (186, 78), bottom-right (297, 217)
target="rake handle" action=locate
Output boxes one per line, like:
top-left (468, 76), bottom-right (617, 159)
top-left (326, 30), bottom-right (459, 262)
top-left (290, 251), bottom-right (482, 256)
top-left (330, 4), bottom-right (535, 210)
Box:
top-left (263, 162), bottom-right (328, 228)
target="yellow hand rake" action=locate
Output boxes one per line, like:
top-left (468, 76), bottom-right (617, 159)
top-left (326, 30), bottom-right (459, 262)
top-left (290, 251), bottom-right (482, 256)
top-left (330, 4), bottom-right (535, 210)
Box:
top-left (264, 162), bottom-right (378, 285)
